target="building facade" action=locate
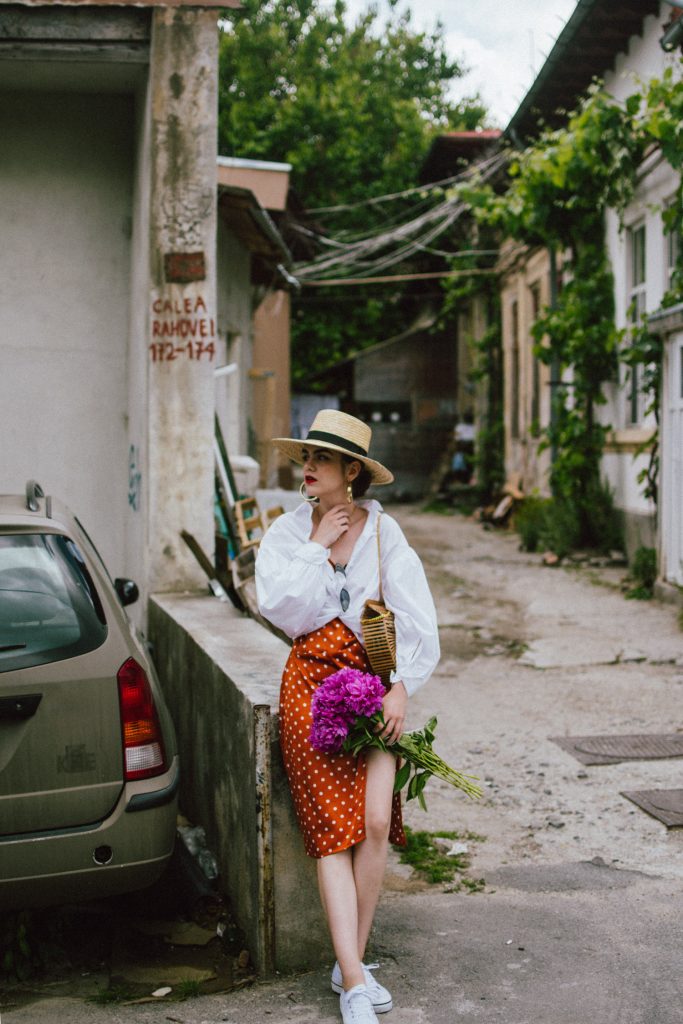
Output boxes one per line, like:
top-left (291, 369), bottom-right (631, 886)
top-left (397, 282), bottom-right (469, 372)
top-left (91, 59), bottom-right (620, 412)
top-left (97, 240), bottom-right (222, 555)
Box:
top-left (0, 1), bottom-right (292, 618)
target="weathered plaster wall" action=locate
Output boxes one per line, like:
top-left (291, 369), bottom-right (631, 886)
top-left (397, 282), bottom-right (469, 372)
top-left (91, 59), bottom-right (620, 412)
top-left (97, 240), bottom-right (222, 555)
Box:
top-left (0, 90), bottom-right (133, 573)
top-left (145, 6), bottom-right (218, 593)
top-left (148, 594), bottom-right (328, 975)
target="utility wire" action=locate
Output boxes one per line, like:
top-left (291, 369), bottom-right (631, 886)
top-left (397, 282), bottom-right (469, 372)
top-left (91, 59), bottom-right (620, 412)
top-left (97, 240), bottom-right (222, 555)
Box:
top-left (300, 268), bottom-right (498, 286)
top-left (305, 150), bottom-right (505, 214)
top-left (294, 150), bottom-right (507, 282)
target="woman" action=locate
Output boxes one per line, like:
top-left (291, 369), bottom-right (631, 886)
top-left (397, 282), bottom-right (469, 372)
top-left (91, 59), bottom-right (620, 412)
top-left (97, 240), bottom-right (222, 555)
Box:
top-left (255, 409), bottom-right (439, 1024)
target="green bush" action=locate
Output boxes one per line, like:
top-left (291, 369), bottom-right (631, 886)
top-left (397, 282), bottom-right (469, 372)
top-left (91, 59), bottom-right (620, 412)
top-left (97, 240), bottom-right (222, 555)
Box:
top-left (580, 477), bottom-right (624, 553)
top-left (626, 546), bottom-right (657, 599)
top-left (539, 498), bottom-right (582, 559)
top-left (516, 478), bottom-right (623, 559)
top-left (515, 496), bottom-right (550, 552)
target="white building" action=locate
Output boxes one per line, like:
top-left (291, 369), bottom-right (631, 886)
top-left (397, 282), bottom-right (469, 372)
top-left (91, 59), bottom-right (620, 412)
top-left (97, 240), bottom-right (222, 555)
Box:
top-left (505, 0), bottom-right (682, 580)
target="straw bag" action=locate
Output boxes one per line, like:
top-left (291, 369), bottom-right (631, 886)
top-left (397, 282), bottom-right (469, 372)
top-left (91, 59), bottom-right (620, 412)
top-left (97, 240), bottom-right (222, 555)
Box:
top-left (360, 515), bottom-right (396, 686)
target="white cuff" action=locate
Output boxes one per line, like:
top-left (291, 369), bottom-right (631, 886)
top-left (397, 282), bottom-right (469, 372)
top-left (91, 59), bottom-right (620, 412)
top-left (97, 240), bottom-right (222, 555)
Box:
top-left (389, 670), bottom-right (424, 697)
top-left (295, 541), bottom-right (329, 564)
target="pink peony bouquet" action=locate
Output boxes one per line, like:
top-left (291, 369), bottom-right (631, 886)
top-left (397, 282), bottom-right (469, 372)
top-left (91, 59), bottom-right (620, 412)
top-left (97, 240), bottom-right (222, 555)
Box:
top-left (310, 667), bottom-right (481, 808)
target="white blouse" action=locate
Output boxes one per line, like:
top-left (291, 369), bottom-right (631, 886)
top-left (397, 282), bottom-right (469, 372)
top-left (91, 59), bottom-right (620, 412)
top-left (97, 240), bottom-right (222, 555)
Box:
top-left (254, 498), bottom-right (440, 696)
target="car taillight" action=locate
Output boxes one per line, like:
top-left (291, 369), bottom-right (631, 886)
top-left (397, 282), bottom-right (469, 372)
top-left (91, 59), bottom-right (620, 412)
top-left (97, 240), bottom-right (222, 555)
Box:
top-left (117, 658), bottom-right (167, 781)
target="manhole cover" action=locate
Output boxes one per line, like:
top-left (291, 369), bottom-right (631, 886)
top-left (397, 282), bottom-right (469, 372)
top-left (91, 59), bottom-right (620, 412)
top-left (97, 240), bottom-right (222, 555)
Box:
top-left (621, 789), bottom-right (683, 828)
top-left (550, 733), bottom-right (683, 766)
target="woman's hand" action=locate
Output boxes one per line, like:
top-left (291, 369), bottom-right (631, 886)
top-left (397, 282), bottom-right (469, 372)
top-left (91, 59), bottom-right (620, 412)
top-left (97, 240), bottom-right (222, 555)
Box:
top-left (310, 504), bottom-right (352, 549)
top-left (376, 681), bottom-right (407, 746)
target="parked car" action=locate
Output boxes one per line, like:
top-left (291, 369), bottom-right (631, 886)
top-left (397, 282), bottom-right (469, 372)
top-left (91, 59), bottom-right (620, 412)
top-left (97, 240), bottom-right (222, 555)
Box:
top-left (0, 481), bottom-right (178, 910)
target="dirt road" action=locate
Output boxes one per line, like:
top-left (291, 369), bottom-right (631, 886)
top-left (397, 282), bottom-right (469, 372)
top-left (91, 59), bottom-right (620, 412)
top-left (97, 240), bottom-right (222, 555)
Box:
top-left (396, 506), bottom-right (683, 884)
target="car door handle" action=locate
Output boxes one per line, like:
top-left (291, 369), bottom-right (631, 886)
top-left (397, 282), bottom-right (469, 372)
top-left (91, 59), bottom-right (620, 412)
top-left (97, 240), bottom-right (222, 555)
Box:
top-left (0, 694), bottom-right (42, 720)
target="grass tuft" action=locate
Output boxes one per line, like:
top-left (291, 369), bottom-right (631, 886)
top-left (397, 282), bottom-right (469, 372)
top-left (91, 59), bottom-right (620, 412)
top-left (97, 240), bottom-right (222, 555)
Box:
top-left (394, 827), bottom-right (485, 890)
top-left (177, 978), bottom-right (202, 999)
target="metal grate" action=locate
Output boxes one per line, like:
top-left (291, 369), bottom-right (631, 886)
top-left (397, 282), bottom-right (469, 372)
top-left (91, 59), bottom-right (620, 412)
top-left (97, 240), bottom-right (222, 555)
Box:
top-left (621, 789), bottom-right (683, 828)
top-left (550, 733), bottom-right (683, 766)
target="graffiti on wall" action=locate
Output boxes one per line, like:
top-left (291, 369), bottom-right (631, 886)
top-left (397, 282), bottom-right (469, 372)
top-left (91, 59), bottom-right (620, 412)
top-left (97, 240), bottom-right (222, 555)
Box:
top-left (128, 444), bottom-right (142, 511)
top-left (150, 293), bottom-right (216, 363)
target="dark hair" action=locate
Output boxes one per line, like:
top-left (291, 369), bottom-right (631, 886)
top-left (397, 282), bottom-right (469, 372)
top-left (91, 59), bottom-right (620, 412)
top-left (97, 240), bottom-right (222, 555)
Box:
top-left (342, 455), bottom-right (372, 497)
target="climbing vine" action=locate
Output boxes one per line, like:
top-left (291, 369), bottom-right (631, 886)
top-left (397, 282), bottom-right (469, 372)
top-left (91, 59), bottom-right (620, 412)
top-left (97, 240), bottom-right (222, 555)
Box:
top-left (621, 68), bottom-right (683, 504)
top-left (455, 64), bottom-right (683, 541)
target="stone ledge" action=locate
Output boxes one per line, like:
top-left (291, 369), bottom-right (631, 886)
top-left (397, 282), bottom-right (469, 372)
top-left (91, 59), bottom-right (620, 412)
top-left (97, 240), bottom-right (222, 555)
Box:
top-left (148, 592), bottom-right (327, 976)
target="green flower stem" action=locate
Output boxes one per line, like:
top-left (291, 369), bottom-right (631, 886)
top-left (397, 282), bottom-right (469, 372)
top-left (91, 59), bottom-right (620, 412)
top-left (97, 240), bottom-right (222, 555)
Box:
top-left (342, 714), bottom-right (481, 809)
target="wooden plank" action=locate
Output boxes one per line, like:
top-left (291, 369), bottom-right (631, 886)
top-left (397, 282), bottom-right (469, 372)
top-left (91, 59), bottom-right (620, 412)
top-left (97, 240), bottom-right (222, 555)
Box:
top-left (180, 529), bottom-right (244, 611)
top-left (215, 470), bottom-right (240, 557)
top-left (215, 413), bottom-right (239, 503)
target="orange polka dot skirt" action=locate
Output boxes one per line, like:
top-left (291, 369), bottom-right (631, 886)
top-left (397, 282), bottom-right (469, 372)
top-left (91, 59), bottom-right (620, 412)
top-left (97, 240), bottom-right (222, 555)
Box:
top-left (280, 617), bottom-right (405, 859)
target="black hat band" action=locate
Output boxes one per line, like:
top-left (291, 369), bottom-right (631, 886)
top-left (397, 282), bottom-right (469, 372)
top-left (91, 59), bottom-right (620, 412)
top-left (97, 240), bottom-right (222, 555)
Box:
top-left (305, 429), bottom-right (368, 458)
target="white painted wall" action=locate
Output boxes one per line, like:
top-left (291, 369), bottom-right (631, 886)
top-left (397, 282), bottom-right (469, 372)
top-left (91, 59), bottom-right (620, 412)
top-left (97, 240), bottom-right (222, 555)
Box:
top-left (0, 91), bottom-right (133, 574)
top-left (600, 5), bottom-right (680, 531)
top-left (124, 75), bottom-right (153, 622)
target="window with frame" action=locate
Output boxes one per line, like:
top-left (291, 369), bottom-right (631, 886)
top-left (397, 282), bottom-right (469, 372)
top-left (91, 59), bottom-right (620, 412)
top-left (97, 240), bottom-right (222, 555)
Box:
top-left (627, 223), bottom-right (646, 425)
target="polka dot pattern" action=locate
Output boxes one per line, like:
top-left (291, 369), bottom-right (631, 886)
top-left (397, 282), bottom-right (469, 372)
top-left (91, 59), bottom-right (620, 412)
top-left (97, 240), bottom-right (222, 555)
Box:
top-left (280, 617), bottom-right (405, 859)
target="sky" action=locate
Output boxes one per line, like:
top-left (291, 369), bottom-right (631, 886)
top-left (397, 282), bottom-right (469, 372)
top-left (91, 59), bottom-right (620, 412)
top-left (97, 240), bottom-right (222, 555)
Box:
top-left (343, 0), bottom-right (579, 127)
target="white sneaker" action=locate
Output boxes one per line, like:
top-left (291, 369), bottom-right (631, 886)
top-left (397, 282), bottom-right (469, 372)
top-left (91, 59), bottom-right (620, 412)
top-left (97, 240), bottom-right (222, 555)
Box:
top-left (340, 984), bottom-right (379, 1024)
top-left (332, 962), bottom-right (393, 1013)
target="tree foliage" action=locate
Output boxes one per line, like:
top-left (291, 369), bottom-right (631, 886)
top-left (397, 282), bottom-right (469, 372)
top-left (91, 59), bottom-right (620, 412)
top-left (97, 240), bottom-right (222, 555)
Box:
top-left (218, 0), bottom-right (488, 385)
top-left (219, 0), bottom-right (483, 211)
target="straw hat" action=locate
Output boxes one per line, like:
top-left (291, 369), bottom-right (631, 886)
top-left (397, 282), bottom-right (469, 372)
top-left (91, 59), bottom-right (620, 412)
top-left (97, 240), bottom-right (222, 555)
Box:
top-left (272, 409), bottom-right (394, 485)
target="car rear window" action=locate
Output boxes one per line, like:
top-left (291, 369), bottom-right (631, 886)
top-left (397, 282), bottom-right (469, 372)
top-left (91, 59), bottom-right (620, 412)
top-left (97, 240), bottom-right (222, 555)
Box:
top-left (0, 533), bottom-right (108, 673)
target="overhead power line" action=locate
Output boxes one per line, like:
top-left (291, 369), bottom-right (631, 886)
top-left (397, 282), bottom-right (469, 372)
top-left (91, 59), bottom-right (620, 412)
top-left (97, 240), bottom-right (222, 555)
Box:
top-left (305, 171), bottom-right (476, 215)
top-left (293, 149), bottom-right (507, 283)
top-left (300, 268), bottom-right (498, 286)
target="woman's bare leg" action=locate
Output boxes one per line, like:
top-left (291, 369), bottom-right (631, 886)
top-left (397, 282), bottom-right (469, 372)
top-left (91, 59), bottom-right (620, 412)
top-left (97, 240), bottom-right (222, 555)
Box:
top-left (317, 849), bottom-right (365, 990)
top-left (352, 747), bottom-right (396, 959)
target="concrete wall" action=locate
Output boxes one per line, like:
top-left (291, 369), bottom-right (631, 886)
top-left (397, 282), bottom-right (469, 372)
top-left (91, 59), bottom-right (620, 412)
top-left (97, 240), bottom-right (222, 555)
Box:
top-left (0, 89), bottom-right (134, 574)
top-left (144, 7), bottom-right (218, 594)
top-left (0, 4), bottom-right (222, 616)
top-left (148, 593), bottom-right (328, 976)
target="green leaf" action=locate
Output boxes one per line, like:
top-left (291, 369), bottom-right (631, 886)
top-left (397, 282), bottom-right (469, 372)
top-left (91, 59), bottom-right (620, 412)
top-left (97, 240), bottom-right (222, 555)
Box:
top-left (394, 760), bottom-right (411, 792)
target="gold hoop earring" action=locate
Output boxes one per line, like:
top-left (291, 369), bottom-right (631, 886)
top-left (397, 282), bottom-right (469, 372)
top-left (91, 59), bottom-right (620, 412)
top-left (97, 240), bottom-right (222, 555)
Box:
top-left (346, 483), bottom-right (354, 504)
top-left (300, 481), bottom-right (319, 503)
